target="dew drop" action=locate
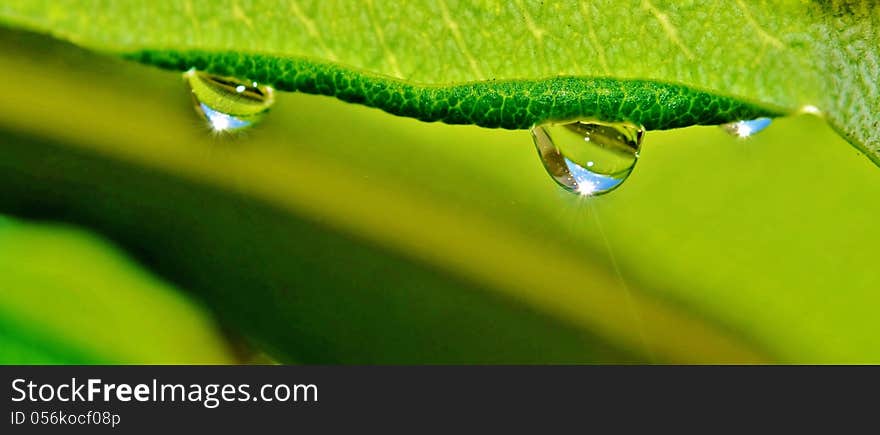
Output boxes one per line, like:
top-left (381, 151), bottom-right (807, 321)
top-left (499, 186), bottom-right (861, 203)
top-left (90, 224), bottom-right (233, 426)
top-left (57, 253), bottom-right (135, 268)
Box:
top-left (721, 117), bottom-right (772, 138)
top-left (800, 105), bottom-right (822, 116)
top-left (531, 120), bottom-right (643, 196)
top-left (183, 69), bottom-right (275, 132)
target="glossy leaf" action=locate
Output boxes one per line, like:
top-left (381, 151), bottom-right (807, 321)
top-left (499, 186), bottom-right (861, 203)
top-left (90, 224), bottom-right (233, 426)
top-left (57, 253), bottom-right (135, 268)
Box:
top-left (0, 1), bottom-right (877, 163)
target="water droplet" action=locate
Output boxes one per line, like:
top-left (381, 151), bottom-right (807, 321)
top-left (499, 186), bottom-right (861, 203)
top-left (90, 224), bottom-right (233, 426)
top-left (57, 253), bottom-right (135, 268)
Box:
top-left (531, 120), bottom-right (643, 196)
top-left (799, 105), bottom-right (822, 116)
top-left (184, 69), bottom-right (275, 132)
top-left (721, 117), bottom-right (772, 138)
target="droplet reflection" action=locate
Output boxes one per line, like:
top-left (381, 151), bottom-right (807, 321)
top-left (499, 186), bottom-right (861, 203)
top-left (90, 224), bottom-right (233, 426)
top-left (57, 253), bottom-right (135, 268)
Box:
top-left (184, 69), bottom-right (275, 132)
top-left (531, 120), bottom-right (643, 196)
top-left (721, 117), bottom-right (772, 138)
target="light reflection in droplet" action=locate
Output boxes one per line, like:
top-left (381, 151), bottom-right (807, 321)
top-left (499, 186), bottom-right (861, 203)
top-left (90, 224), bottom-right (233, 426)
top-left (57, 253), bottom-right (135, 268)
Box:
top-left (531, 120), bottom-right (643, 196)
top-left (183, 69), bottom-right (275, 133)
top-left (721, 117), bottom-right (772, 138)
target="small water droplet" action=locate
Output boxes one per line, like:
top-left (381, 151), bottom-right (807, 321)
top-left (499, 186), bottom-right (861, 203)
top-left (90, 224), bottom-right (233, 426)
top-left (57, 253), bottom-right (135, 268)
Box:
top-left (721, 117), bottom-right (772, 138)
top-left (531, 120), bottom-right (643, 196)
top-left (799, 105), bottom-right (822, 116)
top-left (184, 69), bottom-right (275, 132)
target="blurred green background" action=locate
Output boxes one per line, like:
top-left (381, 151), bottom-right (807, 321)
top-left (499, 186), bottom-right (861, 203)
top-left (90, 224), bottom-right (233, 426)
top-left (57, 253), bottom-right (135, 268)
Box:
top-left (1, 28), bottom-right (878, 364)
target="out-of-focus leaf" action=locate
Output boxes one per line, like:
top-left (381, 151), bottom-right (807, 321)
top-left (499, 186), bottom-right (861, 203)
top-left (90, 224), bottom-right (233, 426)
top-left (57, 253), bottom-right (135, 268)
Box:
top-left (0, 216), bottom-right (236, 364)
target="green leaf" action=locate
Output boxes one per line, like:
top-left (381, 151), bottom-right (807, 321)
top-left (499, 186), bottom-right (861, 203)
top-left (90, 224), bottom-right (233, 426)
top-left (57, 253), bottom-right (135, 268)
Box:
top-left (0, 1), bottom-right (877, 163)
top-left (0, 216), bottom-right (236, 364)
top-left (2, 28), bottom-right (880, 363)
top-left (0, 29), bottom-right (767, 363)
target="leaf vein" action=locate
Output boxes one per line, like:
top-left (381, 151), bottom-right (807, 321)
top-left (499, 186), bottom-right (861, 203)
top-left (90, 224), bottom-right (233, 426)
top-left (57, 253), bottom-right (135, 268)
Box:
top-left (364, 0), bottom-right (403, 78)
top-left (735, 0), bottom-right (785, 49)
top-left (641, 0), bottom-right (694, 60)
top-left (289, 0), bottom-right (338, 62)
top-left (437, 0), bottom-right (484, 80)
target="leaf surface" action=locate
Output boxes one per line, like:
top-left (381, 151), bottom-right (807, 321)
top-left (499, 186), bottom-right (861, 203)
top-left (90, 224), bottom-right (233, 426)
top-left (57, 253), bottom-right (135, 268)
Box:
top-left (1, 1), bottom-right (877, 161)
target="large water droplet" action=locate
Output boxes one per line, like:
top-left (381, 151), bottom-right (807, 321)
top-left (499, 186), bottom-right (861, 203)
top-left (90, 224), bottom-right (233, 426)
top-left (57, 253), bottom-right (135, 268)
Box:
top-left (531, 120), bottom-right (643, 196)
top-left (721, 117), bottom-right (772, 138)
top-left (184, 69), bottom-right (275, 132)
